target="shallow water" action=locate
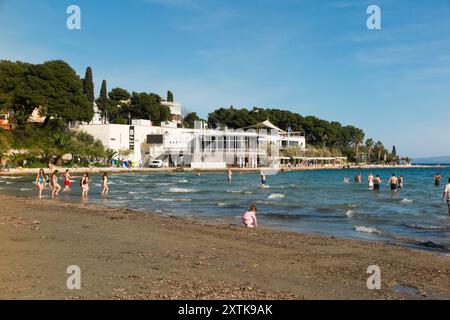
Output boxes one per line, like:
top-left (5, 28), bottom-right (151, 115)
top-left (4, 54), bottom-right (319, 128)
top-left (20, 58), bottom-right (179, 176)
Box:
top-left (1, 168), bottom-right (449, 253)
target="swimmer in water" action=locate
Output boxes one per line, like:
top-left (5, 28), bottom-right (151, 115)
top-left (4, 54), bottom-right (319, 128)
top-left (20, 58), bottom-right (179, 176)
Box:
top-left (368, 173), bottom-right (374, 190)
top-left (398, 176), bottom-right (404, 189)
top-left (387, 173), bottom-right (398, 191)
top-left (443, 178), bottom-right (450, 217)
top-left (227, 168), bottom-right (232, 183)
top-left (434, 173), bottom-right (441, 186)
top-left (343, 177), bottom-right (350, 184)
top-left (242, 204), bottom-right (258, 228)
top-left (355, 173), bottom-right (362, 184)
top-left (374, 174), bottom-right (381, 191)
top-left (260, 172), bottom-right (267, 188)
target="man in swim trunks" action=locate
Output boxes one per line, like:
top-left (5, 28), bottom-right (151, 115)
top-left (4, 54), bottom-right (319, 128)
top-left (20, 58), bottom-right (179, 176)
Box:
top-left (63, 169), bottom-right (71, 192)
top-left (443, 178), bottom-right (450, 217)
top-left (434, 173), bottom-right (441, 186)
top-left (374, 174), bottom-right (381, 190)
top-left (388, 174), bottom-right (398, 191)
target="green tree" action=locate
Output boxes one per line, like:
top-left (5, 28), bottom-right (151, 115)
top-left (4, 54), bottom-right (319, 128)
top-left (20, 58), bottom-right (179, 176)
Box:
top-left (83, 66), bottom-right (95, 103)
top-left (182, 112), bottom-right (203, 128)
top-left (97, 80), bottom-right (108, 122)
top-left (375, 141), bottom-right (384, 163)
top-left (365, 138), bottom-right (374, 164)
top-left (167, 90), bottom-right (174, 102)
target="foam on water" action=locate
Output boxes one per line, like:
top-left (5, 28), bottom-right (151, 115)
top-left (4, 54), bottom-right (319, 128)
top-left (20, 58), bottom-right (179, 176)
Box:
top-left (346, 210), bottom-right (355, 217)
top-left (354, 226), bottom-right (382, 234)
top-left (267, 193), bottom-right (285, 199)
top-left (169, 187), bottom-right (197, 193)
top-left (401, 198), bottom-right (414, 204)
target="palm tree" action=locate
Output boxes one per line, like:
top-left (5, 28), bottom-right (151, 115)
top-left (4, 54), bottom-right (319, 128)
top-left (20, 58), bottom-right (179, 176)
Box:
top-left (374, 141), bottom-right (384, 164)
top-left (365, 138), bottom-right (374, 164)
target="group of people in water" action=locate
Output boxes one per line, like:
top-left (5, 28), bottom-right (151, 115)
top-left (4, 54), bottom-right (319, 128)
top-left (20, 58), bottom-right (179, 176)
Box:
top-left (35, 169), bottom-right (109, 199)
top-left (346, 172), bottom-right (405, 191)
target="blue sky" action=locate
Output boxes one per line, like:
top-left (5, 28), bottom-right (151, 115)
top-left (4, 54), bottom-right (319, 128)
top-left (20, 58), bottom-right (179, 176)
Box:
top-left (0, 0), bottom-right (449, 157)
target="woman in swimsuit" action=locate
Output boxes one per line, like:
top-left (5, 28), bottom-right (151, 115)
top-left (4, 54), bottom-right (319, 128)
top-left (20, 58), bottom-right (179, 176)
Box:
top-left (101, 173), bottom-right (109, 197)
top-left (51, 170), bottom-right (61, 197)
top-left (35, 169), bottom-right (46, 199)
top-left (81, 173), bottom-right (90, 199)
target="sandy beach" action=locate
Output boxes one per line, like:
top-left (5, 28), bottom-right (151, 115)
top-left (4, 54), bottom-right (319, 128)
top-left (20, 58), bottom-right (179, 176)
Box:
top-left (0, 194), bottom-right (449, 300)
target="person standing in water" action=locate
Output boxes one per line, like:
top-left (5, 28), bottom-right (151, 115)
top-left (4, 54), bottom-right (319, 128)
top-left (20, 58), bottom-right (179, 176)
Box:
top-left (51, 170), bottom-right (61, 197)
top-left (101, 172), bottom-right (109, 197)
top-left (35, 169), bottom-right (46, 199)
top-left (434, 173), bottom-right (441, 186)
top-left (368, 173), bottom-right (374, 190)
top-left (374, 174), bottom-right (381, 191)
top-left (227, 168), bottom-right (233, 184)
top-left (388, 174), bottom-right (398, 191)
top-left (443, 178), bottom-right (450, 217)
top-left (355, 173), bottom-right (362, 184)
top-left (63, 169), bottom-right (71, 193)
top-left (81, 173), bottom-right (90, 199)
top-left (398, 176), bottom-right (404, 189)
top-left (242, 204), bottom-right (258, 228)
top-left (260, 172), bottom-right (267, 188)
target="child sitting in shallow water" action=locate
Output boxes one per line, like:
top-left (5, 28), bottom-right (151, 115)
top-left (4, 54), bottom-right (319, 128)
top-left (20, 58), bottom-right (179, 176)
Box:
top-left (242, 204), bottom-right (258, 228)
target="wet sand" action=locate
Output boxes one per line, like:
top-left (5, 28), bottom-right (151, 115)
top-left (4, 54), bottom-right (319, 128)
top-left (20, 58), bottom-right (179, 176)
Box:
top-left (0, 194), bottom-right (449, 300)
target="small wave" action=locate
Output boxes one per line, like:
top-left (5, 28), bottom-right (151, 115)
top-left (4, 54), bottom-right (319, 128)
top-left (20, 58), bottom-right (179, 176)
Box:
top-left (405, 224), bottom-right (445, 231)
top-left (401, 198), bottom-right (414, 204)
top-left (413, 240), bottom-right (448, 251)
top-left (177, 179), bottom-right (189, 183)
top-left (153, 198), bottom-right (172, 202)
top-left (6, 182), bottom-right (13, 185)
top-left (169, 187), bottom-right (197, 193)
top-left (267, 193), bottom-right (285, 199)
top-left (217, 202), bottom-right (228, 207)
top-left (354, 226), bottom-right (382, 234)
top-left (128, 191), bottom-right (146, 195)
top-left (176, 198), bottom-right (192, 202)
top-left (20, 188), bottom-right (32, 191)
top-left (244, 191), bottom-right (253, 194)
top-left (346, 210), bottom-right (355, 217)
top-left (156, 182), bottom-right (173, 186)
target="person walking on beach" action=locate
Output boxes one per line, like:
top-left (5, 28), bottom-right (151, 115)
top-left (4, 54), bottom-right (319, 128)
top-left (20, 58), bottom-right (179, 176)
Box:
top-left (35, 169), bottom-right (46, 199)
top-left (63, 169), bottom-right (71, 193)
top-left (51, 170), bottom-right (61, 197)
top-left (227, 168), bottom-right (233, 184)
top-left (101, 172), bottom-right (109, 197)
top-left (434, 173), bottom-right (441, 186)
top-left (443, 178), bottom-right (450, 217)
top-left (388, 174), bottom-right (398, 191)
top-left (374, 174), bottom-right (381, 191)
top-left (368, 173), bottom-right (374, 190)
top-left (242, 204), bottom-right (258, 228)
top-left (81, 173), bottom-right (90, 199)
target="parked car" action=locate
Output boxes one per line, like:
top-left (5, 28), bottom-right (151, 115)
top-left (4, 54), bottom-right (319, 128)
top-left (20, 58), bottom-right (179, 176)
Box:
top-left (149, 160), bottom-right (163, 168)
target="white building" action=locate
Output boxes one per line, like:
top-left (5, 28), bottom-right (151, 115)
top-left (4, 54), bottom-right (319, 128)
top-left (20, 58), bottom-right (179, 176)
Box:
top-left (74, 119), bottom-right (306, 169)
top-left (161, 101), bottom-right (182, 125)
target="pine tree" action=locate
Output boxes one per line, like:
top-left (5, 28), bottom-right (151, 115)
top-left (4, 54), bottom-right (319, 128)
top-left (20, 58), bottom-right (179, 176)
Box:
top-left (167, 90), bottom-right (174, 102)
top-left (98, 80), bottom-right (108, 121)
top-left (83, 67), bottom-right (94, 103)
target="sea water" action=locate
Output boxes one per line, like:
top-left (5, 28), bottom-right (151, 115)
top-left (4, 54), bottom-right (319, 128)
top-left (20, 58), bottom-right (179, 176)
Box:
top-left (1, 167), bottom-right (449, 253)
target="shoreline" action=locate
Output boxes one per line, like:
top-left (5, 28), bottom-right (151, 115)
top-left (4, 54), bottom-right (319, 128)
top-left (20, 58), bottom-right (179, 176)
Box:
top-left (0, 194), bottom-right (449, 299)
top-left (1, 164), bottom-right (448, 177)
